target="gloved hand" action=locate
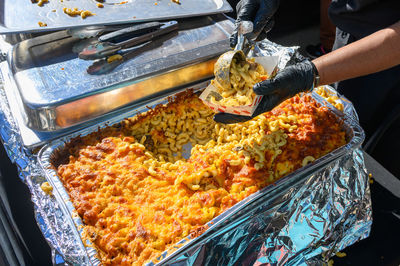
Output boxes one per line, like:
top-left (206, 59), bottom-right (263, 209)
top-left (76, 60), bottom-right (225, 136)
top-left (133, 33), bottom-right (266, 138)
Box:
top-left (230, 0), bottom-right (280, 47)
top-left (214, 60), bottom-right (318, 124)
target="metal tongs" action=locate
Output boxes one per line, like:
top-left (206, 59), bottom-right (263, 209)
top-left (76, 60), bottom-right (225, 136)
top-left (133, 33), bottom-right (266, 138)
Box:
top-left (214, 21), bottom-right (254, 89)
top-left (78, 21), bottom-right (178, 74)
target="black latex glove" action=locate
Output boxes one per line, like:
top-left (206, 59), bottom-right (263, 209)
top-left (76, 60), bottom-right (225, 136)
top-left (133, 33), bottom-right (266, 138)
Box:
top-left (214, 60), bottom-right (318, 124)
top-left (230, 0), bottom-right (280, 47)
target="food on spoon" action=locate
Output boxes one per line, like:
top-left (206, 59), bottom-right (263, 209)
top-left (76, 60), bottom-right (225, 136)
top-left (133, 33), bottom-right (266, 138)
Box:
top-left (211, 56), bottom-right (268, 106)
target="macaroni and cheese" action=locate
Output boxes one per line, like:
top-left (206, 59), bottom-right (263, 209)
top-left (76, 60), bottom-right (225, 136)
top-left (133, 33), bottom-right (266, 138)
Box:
top-left (32, 0), bottom-right (103, 19)
top-left (56, 90), bottom-right (346, 265)
top-left (211, 57), bottom-right (268, 106)
top-left (315, 86), bottom-right (344, 111)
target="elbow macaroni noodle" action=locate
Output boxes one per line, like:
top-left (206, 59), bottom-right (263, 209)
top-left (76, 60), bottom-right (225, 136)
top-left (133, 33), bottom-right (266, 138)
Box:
top-left (211, 57), bottom-right (268, 106)
top-left (32, 0), bottom-right (132, 20)
top-left (56, 90), bottom-right (346, 265)
top-left (315, 86), bottom-right (344, 111)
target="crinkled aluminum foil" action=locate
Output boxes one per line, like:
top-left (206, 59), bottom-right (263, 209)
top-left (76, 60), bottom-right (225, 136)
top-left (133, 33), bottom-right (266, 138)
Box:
top-left (249, 39), bottom-right (299, 71)
top-left (161, 148), bottom-right (371, 265)
top-left (0, 40), bottom-right (372, 265)
top-left (0, 88), bottom-right (89, 265)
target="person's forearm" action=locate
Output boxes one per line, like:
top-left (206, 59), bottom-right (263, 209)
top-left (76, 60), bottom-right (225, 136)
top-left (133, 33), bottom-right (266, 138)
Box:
top-left (313, 21), bottom-right (400, 86)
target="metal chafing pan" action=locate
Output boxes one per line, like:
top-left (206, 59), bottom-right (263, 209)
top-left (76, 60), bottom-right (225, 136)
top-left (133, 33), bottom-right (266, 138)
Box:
top-left (6, 15), bottom-right (234, 132)
top-left (0, 0), bottom-right (232, 34)
top-left (38, 84), bottom-right (364, 265)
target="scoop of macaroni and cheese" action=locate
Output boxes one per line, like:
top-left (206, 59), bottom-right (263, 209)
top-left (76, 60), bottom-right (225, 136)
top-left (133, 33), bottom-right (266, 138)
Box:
top-left (211, 57), bottom-right (268, 106)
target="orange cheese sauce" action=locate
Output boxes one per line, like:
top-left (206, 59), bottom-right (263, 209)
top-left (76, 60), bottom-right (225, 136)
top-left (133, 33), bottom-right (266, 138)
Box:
top-left (56, 91), bottom-right (346, 265)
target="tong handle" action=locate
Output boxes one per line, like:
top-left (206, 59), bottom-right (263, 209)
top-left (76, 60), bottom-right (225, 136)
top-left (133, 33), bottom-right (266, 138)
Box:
top-left (98, 22), bottom-right (162, 42)
top-left (118, 21), bottom-right (178, 49)
top-left (235, 34), bottom-right (246, 51)
top-left (234, 21), bottom-right (253, 55)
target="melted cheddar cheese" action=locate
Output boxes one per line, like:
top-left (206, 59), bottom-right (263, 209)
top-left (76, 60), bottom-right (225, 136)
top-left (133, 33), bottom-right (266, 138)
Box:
top-left (56, 91), bottom-right (346, 265)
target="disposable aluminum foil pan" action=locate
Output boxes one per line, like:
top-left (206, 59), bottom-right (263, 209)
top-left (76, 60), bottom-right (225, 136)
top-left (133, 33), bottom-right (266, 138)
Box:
top-left (0, 0), bottom-right (232, 34)
top-left (38, 83), bottom-right (367, 265)
top-left (0, 40), bottom-right (372, 265)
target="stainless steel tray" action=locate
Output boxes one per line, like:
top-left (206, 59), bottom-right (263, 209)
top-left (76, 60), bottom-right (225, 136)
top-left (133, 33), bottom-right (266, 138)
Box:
top-left (0, 0), bottom-right (232, 34)
top-left (38, 85), bottom-right (364, 265)
top-left (0, 65), bottom-right (213, 148)
top-left (7, 15), bottom-right (234, 132)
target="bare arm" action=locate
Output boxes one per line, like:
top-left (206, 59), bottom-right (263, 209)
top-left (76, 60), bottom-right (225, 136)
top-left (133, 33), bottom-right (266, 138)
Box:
top-left (215, 21), bottom-right (400, 124)
top-left (313, 21), bottom-right (400, 86)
